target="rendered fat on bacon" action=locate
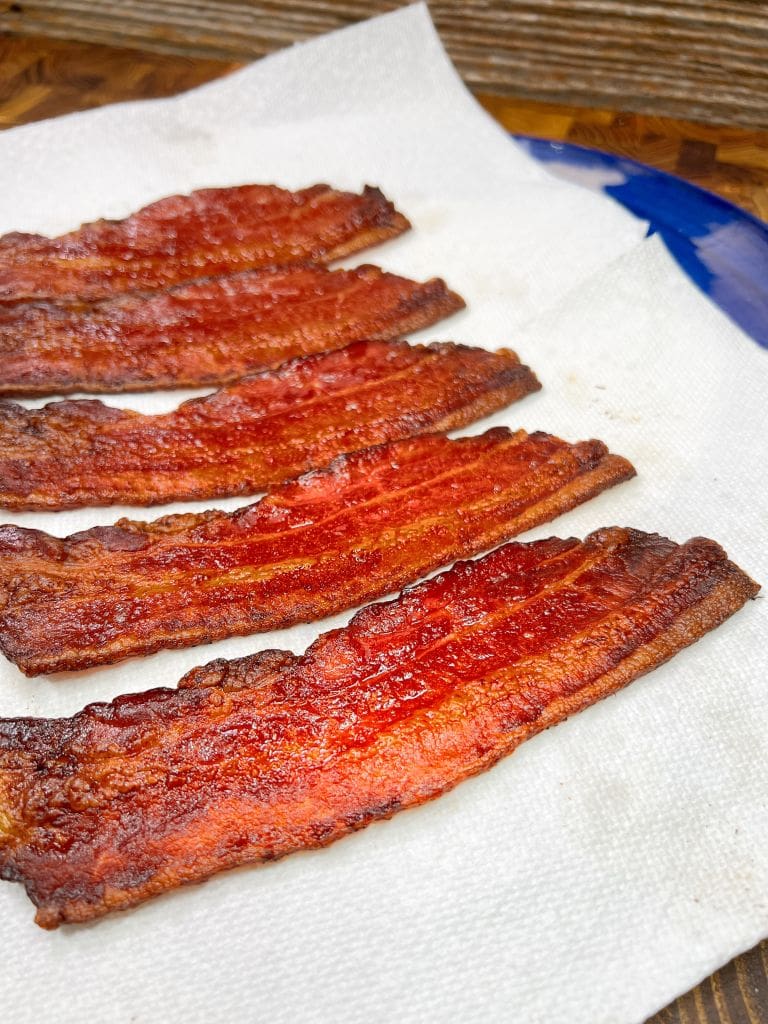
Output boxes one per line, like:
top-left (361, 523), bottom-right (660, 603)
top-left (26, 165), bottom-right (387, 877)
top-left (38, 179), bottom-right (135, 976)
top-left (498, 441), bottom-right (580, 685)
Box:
top-left (0, 527), bottom-right (757, 927)
top-left (0, 339), bottom-right (540, 510)
top-left (0, 265), bottom-right (464, 396)
top-left (0, 428), bottom-right (635, 674)
top-left (0, 185), bottom-right (410, 303)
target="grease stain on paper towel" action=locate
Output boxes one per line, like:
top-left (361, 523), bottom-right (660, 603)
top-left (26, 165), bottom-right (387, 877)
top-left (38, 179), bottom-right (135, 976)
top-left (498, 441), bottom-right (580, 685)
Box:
top-left (151, 121), bottom-right (214, 148)
top-left (414, 206), bottom-right (449, 233)
top-left (564, 372), bottom-right (643, 426)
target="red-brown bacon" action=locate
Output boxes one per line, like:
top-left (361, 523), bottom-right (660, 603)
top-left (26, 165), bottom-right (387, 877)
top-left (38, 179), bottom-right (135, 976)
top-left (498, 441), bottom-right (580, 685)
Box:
top-left (0, 528), bottom-right (757, 927)
top-left (0, 265), bottom-right (464, 396)
top-left (0, 339), bottom-right (539, 511)
top-left (0, 185), bottom-right (410, 303)
top-left (0, 428), bottom-right (635, 674)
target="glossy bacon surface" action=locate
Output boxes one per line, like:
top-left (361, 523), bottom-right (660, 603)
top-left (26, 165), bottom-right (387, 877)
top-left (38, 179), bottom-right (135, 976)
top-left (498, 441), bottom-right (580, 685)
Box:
top-left (0, 185), bottom-right (410, 303)
top-left (0, 265), bottom-right (464, 396)
top-left (0, 528), bottom-right (757, 927)
top-left (0, 428), bottom-right (635, 674)
top-left (0, 339), bottom-right (539, 511)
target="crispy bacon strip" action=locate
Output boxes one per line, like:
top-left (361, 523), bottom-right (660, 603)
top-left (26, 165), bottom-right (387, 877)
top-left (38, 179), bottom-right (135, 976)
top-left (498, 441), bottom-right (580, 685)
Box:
top-left (0, 265), bottom-right (464, 396)
top-left (0, 339), bottom-right (539, 511)
top-left (0, 527), bottom-right (757, 927)
top-left (0, 428), bottom-right (635, 674)
top-left (0, 185), bottom-right (410, 303)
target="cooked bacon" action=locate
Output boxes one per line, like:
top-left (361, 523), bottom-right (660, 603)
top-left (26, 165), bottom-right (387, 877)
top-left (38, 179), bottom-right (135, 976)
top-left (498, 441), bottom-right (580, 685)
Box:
top-left (0, 185), bottom-right (410, 303)
top-left (0, 266), bottom-right (464, 396)
top-left (0, 339), bottom-right (539, 511)
top-left (0, 528), bottom-right (757, 927)
top-left (0, 429), bottom-right (635, 674)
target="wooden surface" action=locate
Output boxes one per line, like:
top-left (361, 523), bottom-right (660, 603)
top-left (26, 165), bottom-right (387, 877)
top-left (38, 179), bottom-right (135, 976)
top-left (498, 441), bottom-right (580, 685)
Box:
top-left (2, 1), bottom-right (768, 128)
top-left (0, 30), bottom-right (765, 1024)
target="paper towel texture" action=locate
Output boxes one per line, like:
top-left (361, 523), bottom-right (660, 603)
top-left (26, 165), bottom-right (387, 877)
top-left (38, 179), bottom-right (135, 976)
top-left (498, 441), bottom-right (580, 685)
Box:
top-left (0, 6), bottom-right (765, 1023)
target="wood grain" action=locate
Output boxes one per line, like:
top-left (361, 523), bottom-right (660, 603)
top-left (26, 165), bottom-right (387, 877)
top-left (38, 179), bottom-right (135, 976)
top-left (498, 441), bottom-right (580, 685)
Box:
top-left (0, 30), bottom-right (764, 1024)
top-left (0, 33), bottom-right (238, 126)
top-left (2, 1), bottom-right (768, 127)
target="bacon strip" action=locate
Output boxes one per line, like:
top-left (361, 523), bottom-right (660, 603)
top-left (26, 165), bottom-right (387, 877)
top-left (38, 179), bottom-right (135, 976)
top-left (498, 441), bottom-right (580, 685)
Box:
top-left (0, 340), bottom-right (539, 511)
top-left (0, 185), bottom-right (410, 303)
top-left (0, 528), bottom-right (757, 927)
top-left (0, 428), bottom-right (634, 675)
top-left (0, 265), bottom-right (463, 396)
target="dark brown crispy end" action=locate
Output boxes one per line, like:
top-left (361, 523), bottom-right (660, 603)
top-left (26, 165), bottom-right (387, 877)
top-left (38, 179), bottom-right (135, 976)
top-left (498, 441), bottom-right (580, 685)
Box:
top-left (363, 276), bottom-right (465, 341)
top-left (0, 528), bottom-right (758, 928)
top-left (0, 427), bottom-right (633, 675)
top-left (178, 650), bottom-right (300, 691)
top-left (424, 344), bottom-right (540, 431)
top-left (522, 547), bottom-right (760, 737)
top-left (317, 186), bottom-right (412, 261)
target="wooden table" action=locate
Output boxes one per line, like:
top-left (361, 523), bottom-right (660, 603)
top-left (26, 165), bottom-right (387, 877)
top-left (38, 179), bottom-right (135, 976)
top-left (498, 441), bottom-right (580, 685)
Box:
top-left (2, 1), bottom-right (768, 129)
top-left (0, 28), bottom-right (766, 1024)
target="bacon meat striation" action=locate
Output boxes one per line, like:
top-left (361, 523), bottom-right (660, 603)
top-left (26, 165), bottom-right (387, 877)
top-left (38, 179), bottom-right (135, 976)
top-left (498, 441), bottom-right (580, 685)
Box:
top-left (0, 265), bottom-right (464, 396)
top-left (0, 185), bottom-right (410, 303)
top-left (0, 527), bottom-right (757, 927)
top-left (0, 428), bottom-right (635, 674)
top-left (0, 340), bottom-right (539, 511)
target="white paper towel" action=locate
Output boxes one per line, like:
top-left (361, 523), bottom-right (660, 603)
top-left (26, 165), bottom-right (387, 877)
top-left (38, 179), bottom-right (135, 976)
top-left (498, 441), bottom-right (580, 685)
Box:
top-left (0, 6), bottom-right (766, 1023)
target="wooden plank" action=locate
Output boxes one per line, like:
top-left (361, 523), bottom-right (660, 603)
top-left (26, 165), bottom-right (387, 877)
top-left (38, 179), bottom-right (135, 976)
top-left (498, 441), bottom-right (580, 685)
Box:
top-left (0, 30), bottom-right (764, 1024)
top-left (0, 33), bottom-right (238, 126)
top-left (2, 1), bottom-right (768, 127)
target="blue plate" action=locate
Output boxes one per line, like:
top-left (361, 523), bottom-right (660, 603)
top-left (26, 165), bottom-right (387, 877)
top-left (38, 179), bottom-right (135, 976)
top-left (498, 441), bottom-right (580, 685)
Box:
top-left (514, 134), bottom-right (768, 350)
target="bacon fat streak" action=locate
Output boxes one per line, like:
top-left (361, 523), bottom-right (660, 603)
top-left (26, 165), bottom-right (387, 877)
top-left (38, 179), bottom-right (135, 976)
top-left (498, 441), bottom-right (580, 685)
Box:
top-left (0, 339), bottom-right (539, 511)
top-left (0, 185), bottom-right (410, 303)
top-left (0, 265), bottom-right (463, 396)
top-left (0, 527), bottom-right (757, 927)
top-left (0, 428), bottom-right (634, 674)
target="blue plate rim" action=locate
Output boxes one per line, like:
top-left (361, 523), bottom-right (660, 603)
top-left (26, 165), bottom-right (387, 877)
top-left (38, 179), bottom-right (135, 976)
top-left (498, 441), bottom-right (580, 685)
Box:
top-left (513, 131), bottom-right (768, 235)
top-left (511, 132), bottom-right (768, 351)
